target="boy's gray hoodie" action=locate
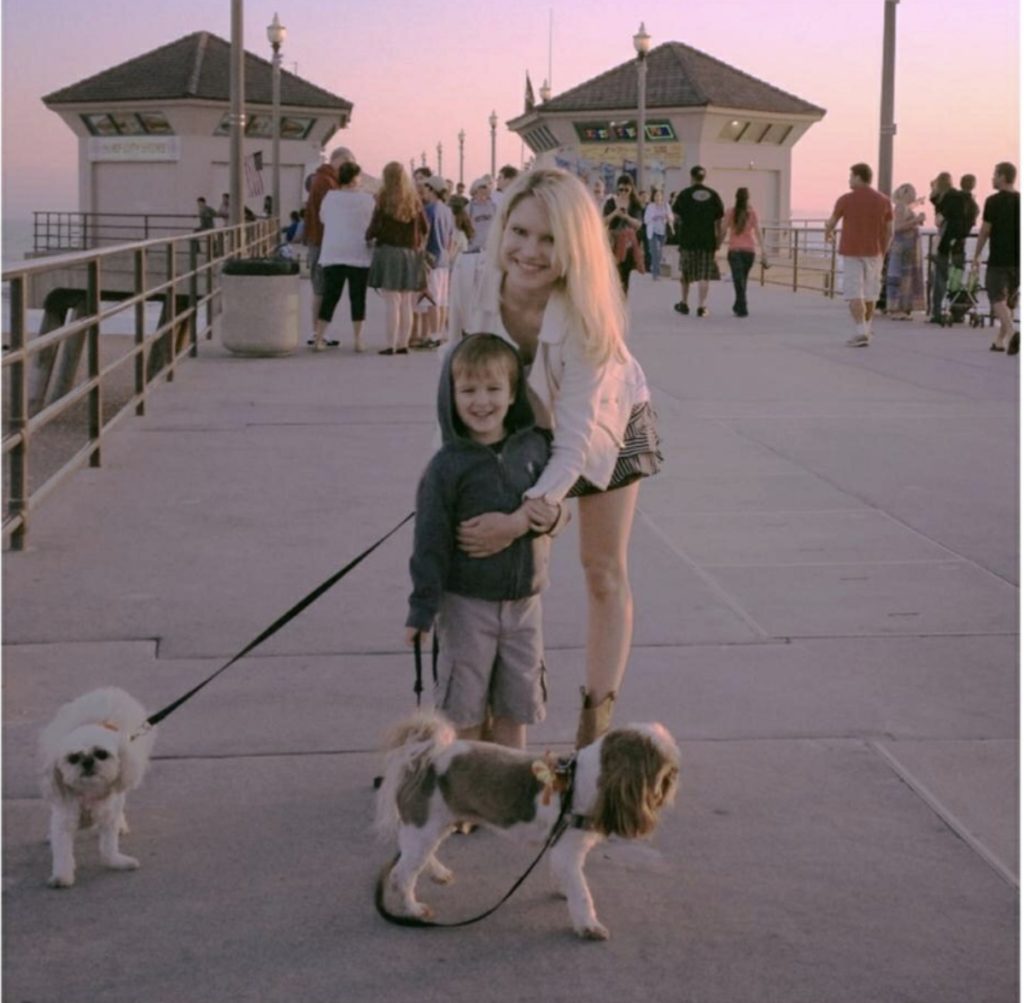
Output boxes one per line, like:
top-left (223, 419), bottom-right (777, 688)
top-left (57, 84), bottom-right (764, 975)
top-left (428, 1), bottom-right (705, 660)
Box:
top-left (406, 336), bottom-right (564, 632)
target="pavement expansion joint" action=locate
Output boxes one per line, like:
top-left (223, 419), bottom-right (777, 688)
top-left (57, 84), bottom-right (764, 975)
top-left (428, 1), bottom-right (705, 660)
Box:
top-left (869, 740), bottom-right (1018, 890)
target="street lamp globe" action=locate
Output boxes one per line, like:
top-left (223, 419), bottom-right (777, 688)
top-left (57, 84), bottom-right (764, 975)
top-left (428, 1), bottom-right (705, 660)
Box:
top-left (267, 12), bottom-right (287, 49)
top-left (633, 21), bottom-right (651, 57)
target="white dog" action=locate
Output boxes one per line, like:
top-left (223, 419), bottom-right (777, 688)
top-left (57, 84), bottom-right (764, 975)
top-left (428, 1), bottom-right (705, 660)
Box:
top-left (39, 687), bottom-right (156, 888)
top-left (374, 711), bottom-right (679, 940)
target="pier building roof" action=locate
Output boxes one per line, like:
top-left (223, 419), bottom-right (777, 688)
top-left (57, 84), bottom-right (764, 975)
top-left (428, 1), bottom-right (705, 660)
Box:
top-left (535, 41), bottom-right (824, 118)
top-left (42, 31), bottom-right (351, 114)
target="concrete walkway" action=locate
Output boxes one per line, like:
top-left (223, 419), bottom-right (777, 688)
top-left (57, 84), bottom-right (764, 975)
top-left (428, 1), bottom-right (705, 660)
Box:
top-left (3, 272), bottom-right (1018, 1003)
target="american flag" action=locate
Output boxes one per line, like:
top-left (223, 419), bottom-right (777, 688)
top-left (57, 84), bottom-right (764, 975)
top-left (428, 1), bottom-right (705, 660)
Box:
top-left (244, 152), bottom-right (264, 197)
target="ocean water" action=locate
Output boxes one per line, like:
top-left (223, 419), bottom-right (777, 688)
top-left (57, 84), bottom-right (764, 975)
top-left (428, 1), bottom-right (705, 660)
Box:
top-left (3, 216), bottom-right (38, 272)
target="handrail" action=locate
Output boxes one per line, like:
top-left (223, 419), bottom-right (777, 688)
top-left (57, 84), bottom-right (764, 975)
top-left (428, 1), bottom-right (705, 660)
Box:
top-left (32, 210), bottom-right (218, 254)
top-left (2, 218), bottom-right (278, 550)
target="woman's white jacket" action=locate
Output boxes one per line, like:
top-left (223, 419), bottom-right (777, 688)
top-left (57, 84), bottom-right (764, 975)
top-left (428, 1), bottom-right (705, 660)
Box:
top-left (447, 260), bottom-right (649, 504)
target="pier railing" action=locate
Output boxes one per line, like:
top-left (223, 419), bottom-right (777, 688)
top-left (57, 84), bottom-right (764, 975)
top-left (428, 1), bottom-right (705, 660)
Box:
top-left (2, 218), bottom-right (278, 550)
top-left (32, 211), bottom-right (209, 254)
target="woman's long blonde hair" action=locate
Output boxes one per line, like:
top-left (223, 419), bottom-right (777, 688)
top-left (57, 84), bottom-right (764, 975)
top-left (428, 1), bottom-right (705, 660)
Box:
top-left (376, 161), bottom-right (421, 223)
top-left (486, 168), bottom-right (626, 365)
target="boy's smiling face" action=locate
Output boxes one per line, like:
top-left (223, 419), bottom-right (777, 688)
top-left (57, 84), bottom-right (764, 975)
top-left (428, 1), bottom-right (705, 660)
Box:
top-left (452, 363), bottom-right (515, 445)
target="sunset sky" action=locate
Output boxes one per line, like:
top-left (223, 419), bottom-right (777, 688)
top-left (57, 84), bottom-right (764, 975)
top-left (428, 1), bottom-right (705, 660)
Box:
top-left (1, 0), bottom-right (1020, 246)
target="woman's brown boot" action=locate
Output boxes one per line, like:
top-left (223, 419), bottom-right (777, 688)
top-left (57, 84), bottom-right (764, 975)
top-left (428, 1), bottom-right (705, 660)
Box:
top-left (575, 687), bottom-right (617, 749)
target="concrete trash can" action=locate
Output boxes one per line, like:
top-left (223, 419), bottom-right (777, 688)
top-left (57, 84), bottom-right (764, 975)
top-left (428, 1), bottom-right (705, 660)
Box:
top-left (220, 257), bottom-right (301, 356)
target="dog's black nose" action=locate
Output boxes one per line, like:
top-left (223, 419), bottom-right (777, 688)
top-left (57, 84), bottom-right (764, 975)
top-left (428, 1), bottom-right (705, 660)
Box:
top-left (80, 756), bottom-right (95, 772)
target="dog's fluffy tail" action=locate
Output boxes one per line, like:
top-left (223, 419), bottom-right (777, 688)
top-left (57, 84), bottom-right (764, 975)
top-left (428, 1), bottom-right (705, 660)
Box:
top-left (373, 710), bottom-right (456, 839)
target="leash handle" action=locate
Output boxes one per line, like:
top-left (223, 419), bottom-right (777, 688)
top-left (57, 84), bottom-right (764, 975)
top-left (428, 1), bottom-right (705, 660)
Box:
top-left (140, 511), bottom-right (415, 733)
top-left (412, 633), bottom-right (440, 708)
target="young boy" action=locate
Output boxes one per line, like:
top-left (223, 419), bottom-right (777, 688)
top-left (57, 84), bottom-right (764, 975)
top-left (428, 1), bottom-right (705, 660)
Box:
top-left (405, 334), bottom-right (566, 749)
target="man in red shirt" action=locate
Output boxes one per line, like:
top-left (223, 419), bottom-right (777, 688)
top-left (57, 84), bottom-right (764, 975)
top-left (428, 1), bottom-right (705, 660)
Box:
top-left (825, 163), bottom-right (894, 347)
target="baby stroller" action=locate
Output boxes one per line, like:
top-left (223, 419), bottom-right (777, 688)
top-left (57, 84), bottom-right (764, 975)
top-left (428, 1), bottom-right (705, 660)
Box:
top-left (940, 263), bottom-right (983, 327)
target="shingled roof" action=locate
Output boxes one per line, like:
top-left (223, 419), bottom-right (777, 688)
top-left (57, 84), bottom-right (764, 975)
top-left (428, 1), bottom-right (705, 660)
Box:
top-left (538, 41), bottom-right (824, 117)
top-left (42, 31), bottom-right (352, 112)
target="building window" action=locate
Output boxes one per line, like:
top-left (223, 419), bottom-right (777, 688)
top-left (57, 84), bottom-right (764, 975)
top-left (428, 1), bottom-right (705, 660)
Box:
top-left (214, 113), bottom-right (315, 139)
top-left (760, 123), bottom-right (793, 145)
top-left (81, 111), bottom-right (175, 136)
top-left (575, 119), bottom-right (677, 143)
top-left (524, 125), bottom-right (559, 153)
top-left (719, 119), bottom-right (750, 142)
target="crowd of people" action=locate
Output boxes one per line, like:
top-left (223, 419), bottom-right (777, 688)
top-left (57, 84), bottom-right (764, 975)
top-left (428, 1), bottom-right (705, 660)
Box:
top-left (825, 160), bottom-right (1019, 352)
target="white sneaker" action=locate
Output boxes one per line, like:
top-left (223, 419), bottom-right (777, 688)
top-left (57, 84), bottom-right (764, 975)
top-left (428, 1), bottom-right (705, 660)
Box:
top-left (845, 334), bottom-right (871, 347)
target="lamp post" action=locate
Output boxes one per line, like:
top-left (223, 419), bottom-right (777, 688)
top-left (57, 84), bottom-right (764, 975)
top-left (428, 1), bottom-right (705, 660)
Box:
top-left (437, 141), bottom-right (443, 177)
top-left (421, 151), bottom-right (427, 168)
top-left (878, 0), bottom-right (899, 197)
top-left (409, 158), bottom-right (415, 176)
top-left (267, 12), bottom-right (287, 221)
top-left (489, 110), bottom-right (498, 179)
top-left (229, 0), bottom-right (245, 227)
top-left (458, 129), bottom-right (465, 185)
top-left (633, 22), bottom-right (651, 194)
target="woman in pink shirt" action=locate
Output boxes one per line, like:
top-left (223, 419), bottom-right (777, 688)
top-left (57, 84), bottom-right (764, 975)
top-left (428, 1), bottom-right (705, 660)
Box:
top-left (723, 188), bottom-right (765, 317)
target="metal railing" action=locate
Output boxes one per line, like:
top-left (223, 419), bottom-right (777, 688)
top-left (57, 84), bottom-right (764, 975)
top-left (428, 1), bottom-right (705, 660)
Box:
top-left (753, 226), bottom-right (985, 305)
top-left (2, 218), bottom-right (278, 550)
top-left (31, 211), bottom-right (213, 255)
top-left (758, 224), bottom-right (839, 296)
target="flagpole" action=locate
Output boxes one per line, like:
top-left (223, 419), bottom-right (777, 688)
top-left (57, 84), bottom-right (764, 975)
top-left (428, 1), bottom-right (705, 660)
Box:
top-left (548, 8), bottom-right (553, 90)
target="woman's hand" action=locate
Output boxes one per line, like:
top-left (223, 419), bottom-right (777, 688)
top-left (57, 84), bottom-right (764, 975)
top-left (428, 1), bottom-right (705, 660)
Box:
top-left (523, 498), bottom-right (561, 533)
top-left (457, 509), bottom-right (529, 558)
top-left (404, 626), bottom-right (422, 647)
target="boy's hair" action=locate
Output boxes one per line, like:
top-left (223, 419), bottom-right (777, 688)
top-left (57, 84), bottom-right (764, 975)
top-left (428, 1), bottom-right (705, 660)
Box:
top-left (451, 335), bottom-right (519, 394)
top-left (850, 162), bottom-right (873, 184)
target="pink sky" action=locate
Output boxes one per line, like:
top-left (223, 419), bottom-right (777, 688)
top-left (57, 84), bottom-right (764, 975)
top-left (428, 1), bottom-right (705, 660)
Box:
top-left (1, 0), bottom-right (1020, 234)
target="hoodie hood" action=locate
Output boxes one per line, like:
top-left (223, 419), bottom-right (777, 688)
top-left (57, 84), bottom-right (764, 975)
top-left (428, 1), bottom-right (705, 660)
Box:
top-left (437, 334), bottom-right (535, 445)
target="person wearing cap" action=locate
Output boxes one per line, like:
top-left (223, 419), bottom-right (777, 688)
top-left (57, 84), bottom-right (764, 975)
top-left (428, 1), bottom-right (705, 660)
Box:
top-left (305, 146), bottom-right (356, 345)
top-left (416, 174), bottom-right (455, 348)
top-left (671, 165), bottom-right (724, 317)
top-left (465, 177), bottom-right (498, 254)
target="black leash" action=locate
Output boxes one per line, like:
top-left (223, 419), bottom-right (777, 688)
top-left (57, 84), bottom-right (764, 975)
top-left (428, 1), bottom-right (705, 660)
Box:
top-left (412, 633), bottom-right (440, 707)
top-left (135, 511), bottom-right (415, 736)
top-left (374, 757), bottom-right (577, 929)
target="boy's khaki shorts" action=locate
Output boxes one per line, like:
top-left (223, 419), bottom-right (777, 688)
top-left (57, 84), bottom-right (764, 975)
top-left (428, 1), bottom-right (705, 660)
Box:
top-left (435, 593), bottom-right (547, 728)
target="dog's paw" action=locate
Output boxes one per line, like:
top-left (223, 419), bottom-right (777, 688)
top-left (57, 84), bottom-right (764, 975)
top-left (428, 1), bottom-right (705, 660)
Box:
top-left (48, 873), bottom-right (75, 889)
top-left (103, 853), bottom-right (140, 871)
top-left (577, 922), bottom-right (610, 941)
top-left (428, 864), bottom-right (454, 885)
top-left (411, 902), bottom-right (434, 921)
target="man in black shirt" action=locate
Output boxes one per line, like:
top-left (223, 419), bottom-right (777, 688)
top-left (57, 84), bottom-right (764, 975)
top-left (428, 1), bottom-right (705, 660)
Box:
top-left (928, 172), bottom-right (969, 323)
top-left (671, 166), bottom-right (724, 317)
top-left (973, 162), bottom-right (1020, 354)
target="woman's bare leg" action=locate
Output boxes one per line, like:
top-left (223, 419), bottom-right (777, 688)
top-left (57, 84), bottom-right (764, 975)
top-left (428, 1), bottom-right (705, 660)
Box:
top-left (382, 291), bottom-right (400, 350)
top-left (398, 292), bottom-right (414, 349)
top-left (577, 482), bottom-right (640, 704)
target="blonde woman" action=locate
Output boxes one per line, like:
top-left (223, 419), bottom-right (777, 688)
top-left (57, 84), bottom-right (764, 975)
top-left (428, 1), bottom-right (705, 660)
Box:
top-left (885, 183), bottom-right (926, 319)
top-left (448, 168), bottom-right (662, 747)
top-left (366, 162), bottom-right (429, 354)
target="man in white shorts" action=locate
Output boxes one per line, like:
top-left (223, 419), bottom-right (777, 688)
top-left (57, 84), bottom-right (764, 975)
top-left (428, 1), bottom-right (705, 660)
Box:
top-left (825, 163), bottom-right (894, 347)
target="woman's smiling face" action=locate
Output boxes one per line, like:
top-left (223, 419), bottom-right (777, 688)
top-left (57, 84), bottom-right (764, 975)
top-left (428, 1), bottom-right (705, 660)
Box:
top-left (499, 195), bottom-right (561, 294)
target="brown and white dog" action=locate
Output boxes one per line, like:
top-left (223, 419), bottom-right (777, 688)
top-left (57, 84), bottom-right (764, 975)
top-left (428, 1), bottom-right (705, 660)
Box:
top-left (374, 711), bottom-right (679, 939)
